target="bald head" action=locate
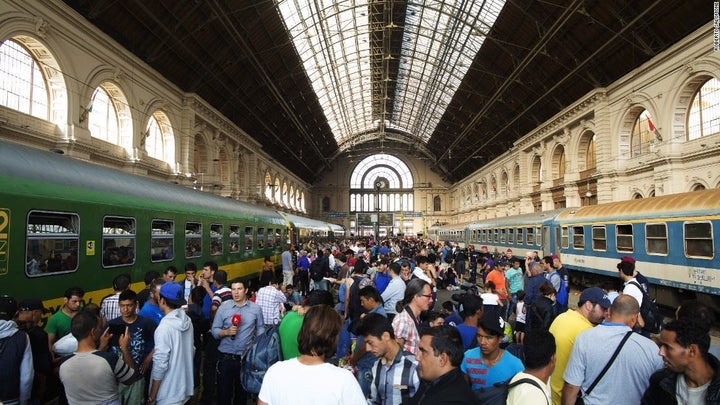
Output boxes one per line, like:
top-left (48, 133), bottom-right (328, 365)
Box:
top-left (531, 263), bottom-right (543, 275)
top-left (609, 294), bottom-right (640, 326)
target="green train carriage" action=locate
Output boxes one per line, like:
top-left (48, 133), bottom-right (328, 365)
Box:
top-left (0, 139), bottom-right (294, 320)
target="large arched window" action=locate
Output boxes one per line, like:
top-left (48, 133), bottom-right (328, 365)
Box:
top-left (264, 172), bottom-right (273, 200)
top-left (349, 153), bottom-right (414, 214)
top-left (586, 134), bottom-right (596, 170)
top-left (0, 39), bottom-right (48, 119)
top-left (631, 109), bottom-right (654, 157)
top-left (88, 83), bottom-right (133, 152)
top-left (688, 78), bottom-right (720, 140)
top-left (145, 111), bottom-right (175, 165)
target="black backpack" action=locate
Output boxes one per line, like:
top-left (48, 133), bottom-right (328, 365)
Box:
top-left (309, 259), bottom-right (325, 282)
top-left (473, 377), bottom-right (548, 405)
top-left (629, 281), bottom-right (663, 334)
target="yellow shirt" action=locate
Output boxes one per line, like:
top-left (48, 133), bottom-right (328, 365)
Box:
top-left (548, 310), bottom-right (593, 405)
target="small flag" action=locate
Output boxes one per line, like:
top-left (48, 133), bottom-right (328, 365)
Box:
top-left (647, 117), bottom-right (655, 133)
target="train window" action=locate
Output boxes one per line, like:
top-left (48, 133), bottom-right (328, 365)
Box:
top-left (493, 229), bottom-right (499, 243)
top-left (500, 229), bottom-right (506, 243)
top-left (592, 226), bottom-right (607, 251)
top-left (267, 228), bottom-right (275, 249)
top-left (229, 225), bottom-right (240, 253)
top-left (526, 227), bottom-right (535, 245)
top-left (257, 227), bottom-right (266, 249)
top-left (517, 228), bottom-right (523, 245)
top-left (244, 227), bottom-right (254, 251)
top-left (480, 230), bottom-right (486, 242)
top-left (561, 227), bottom-right (569, 248)
top-left (646, 223), bottom-right (668, 255)
top-left (26, 211), bottom-right (80, 276)
top-left (616, 224), bottom-right (634, 252)
top-left (185, 222), bottom-right (202, 258)
top-left (103, 216), bottom-right (136, 267)
top-left (508, 228), bottom-right (515, 244)
top-left (275, 228), bottom-right (282, 248)
top-left (151, 220), bottom-right (174, 262)
top-left (685, 222), bottom-right (713, 258)
top-left (210, 224), bottom-right (223, 256)
top-left (573, 226), bottom-right (585, 249)
top-left (536, 227), bottom-right (542, 246)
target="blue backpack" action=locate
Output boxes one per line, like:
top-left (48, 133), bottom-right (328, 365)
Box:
top-left (551, 272), bottom-right (568, 306)
top-left (240, 325), bottom-right (283, 394)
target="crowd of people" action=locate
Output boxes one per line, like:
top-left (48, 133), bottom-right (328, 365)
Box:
top-left (1, 236), bottom-right (719, 405)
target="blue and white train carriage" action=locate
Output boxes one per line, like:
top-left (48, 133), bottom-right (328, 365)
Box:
top-left (555, 188), bottom-right (720, 308)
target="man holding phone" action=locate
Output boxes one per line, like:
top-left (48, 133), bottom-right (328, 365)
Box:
top-left (103, 290), bottom-right (156, 405)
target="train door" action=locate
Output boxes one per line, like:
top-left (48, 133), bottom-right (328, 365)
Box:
top-left (554, 226), bottom-right (561, 255)
top-left (543, 226), bottom-right (551, 255)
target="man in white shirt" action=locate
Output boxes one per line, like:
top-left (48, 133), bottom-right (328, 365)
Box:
top-left (618, 256), bottom-right (643, 307)
top-left (507, 329), bottom-right (555, 404)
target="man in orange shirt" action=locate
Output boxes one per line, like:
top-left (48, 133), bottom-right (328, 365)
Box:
top-left (485, 262), bottom-right (509, 319)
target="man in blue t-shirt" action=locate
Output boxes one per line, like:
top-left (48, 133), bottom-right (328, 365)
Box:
top-left (461, 312), bottom-right (523, 391)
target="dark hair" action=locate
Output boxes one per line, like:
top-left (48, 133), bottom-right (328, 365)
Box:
top-left (517, 290), bottom-right (526, 301)
top-left (112, 273), bottom-right (131, 292)
top-left (185, 262), bottom-right (197, 272)
top-left (442, 300), bottom-right (455, 313)
top-left (359, 286), bottom-right (382, 303)
top-left (524, 330), bottom-right (556, 369)
top-left (542, 256), bottom-right (553, 266)
top-left (203, 261), bottom-right (219, 272)
top-left (151, 278), bottom-right (165, 292)
top-left (83, 303), bottom-right (101, 318)
top-left (485, 280), bottom-right (496, 291)
top-left (396, 278), bottom-right (430, 313)
top-left (190, 285), bottom-right (206, 305)
top-left (415, 256), bottom-right (430, 265)
top-left (459, 294), bottom-right (483, 319)
top-left (421, 325), bottom-right (465, 367)
top-left (71, 311), bottom-right (99, 340)
top-left (164, 266), bottom-right (177, 275)
top-left (539, 282), bottom-right (555, 297)
top-left (427, 311), bottom-right (445, 324)
top-left (306, 290), bottom-right (334, 307)
top-left (355, 313), bottom-right (394, 339)
top-left (388, 262), bottom-right (401, 275)
top-left (64, 287), bottom-right (85, 299)
top-left (663, 318), bottom-right (710, 357)
top-left (214, 270), bottom-right (228, 285)
top-left (677, 300), bottom-right (716, 333)
top-left (601, 280), bottom-right (620, 292)
top-left (144, 271), bottom-right (160, 285)
top-left (617, 260), bottom-right (634, 276)
top-left (229, 278), bottom-right (248, 290)
top-left (297, 305), bottom-right (342, 358)
top-left (118, 289), bottom-right (137, 303)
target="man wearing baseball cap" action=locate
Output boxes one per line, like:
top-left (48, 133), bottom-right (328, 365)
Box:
top-left (548, 287), bottom-right (611, 405)
top-left (147, 283), bottom-right (194, 405)
top-left (0, 296), bottom-right (34, 405)
top-left (461, 312), bottom-right (523, 392)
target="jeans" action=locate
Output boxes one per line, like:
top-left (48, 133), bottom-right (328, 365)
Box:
top-left (217, 355), bottom-right (246, 405)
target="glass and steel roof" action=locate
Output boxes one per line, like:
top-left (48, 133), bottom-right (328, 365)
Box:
top-left (277, 0), bottom-right (506, 145)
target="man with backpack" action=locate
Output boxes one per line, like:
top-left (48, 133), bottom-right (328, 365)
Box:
top-left (356, 313), bottom-right (420, 405)
top-left (618, 256), bottom-right (662, 335)
top-left (543, 256), bottom-right (568, 316)
top-left (507, 329), bottom-right (555, 404)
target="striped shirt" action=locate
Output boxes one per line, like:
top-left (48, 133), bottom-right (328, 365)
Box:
top-left (369, 349), bottom-right (420, 405)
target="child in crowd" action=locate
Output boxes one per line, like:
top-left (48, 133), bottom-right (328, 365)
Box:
top-left (480, 280), bottom-right (503, 317)
top-left (513, 290), bottom-right (526, 344)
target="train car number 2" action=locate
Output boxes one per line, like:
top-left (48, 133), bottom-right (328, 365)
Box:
top-left (0, 209), bottom-right (8, 275)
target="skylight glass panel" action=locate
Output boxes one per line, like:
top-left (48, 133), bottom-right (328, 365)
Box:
top-left (391, 0), bottom-right (505, 141)
top-left (277, 0), bottom-right (372, 143)
top-left (277, 0), bottom-right (505, 146)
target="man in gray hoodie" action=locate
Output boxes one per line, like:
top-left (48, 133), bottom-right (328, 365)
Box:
top-left (0, 296), bottom-right (34, 405)
top-left (147, 283), bottom-right (194, 405)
